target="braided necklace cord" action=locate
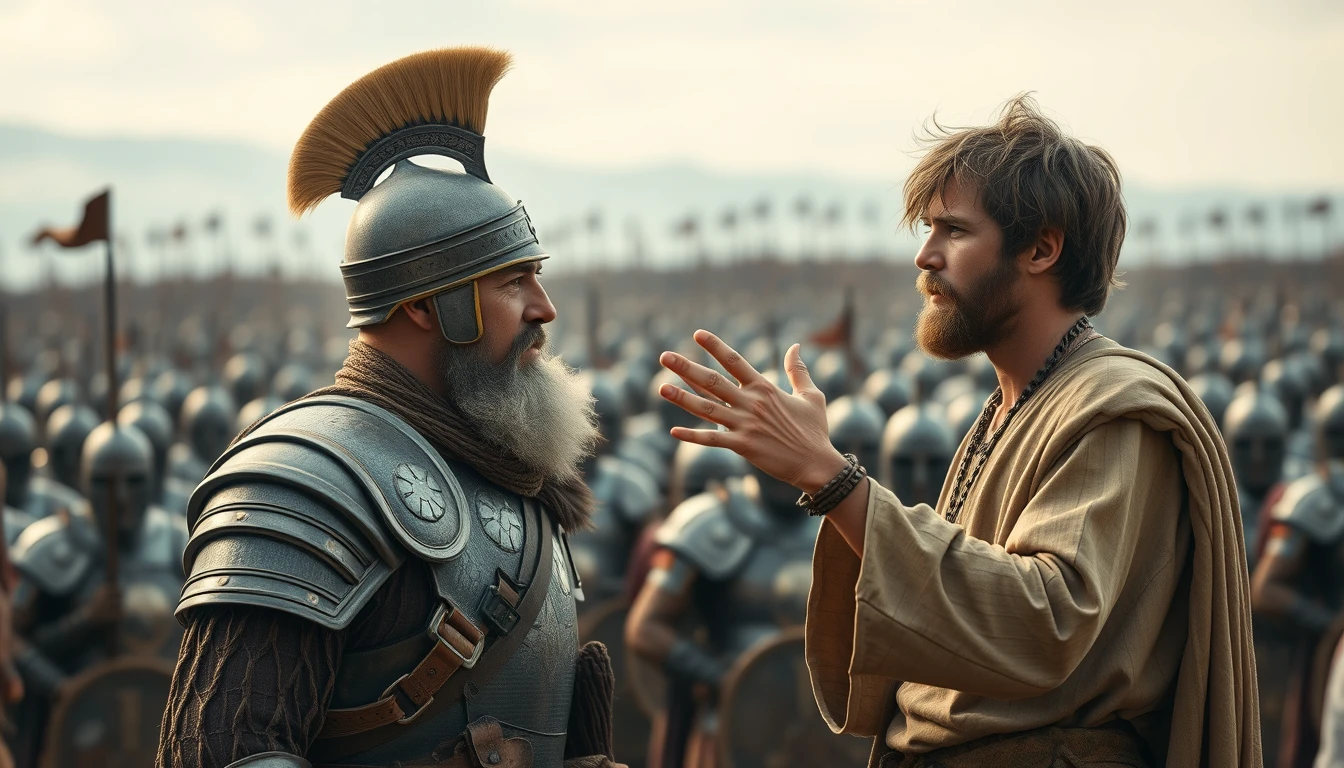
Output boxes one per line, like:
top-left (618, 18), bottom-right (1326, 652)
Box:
top-left (943, 316), bottom-right (1098, 524)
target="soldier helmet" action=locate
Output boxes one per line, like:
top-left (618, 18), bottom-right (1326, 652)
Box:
top-left (236, 395), bottom-right (282, 434)
top-left (34, 378), bottom-right (78, 427)
top-left (1260, 358), bottom-right (1309, 431)
top-left (880, 405), bottom-right (956, 506)
top-left (945, 391), bottom-right (990, 442)
top-left (222, 353), bottom-right (269, 407)
top-left (900, 351), bottom-right (948, 404)
top-left (179, 386), bottom-right (237, 466)
top-left (1312, 384), bottom-right (1344, 462)
top-left (671, 441), bottom-right (747, 508)
top-left (1219, 338), bottom-right (1266, 385)
top-left (117, 400), bottom-right (175, 500)
top-left (80, 421), bottom-right (155, 546)
top-left (271, 363), bottom-right (315, 404)
top-left (1188, 372), bottom-right (1236, 430)
top-left (289, 48), bottom-right (547, 345)
top-left (0, 403), bottom-right (36, 507)
top-left (581, 370), bottom-right (626, 448)
top-left (859, 369), bottom-right (912, 420)
top-left (1310, 328), bottom-right (1344, 386)
top-left (151, 369), bottom-right (194, 425)
top-left (826, 396), bottom-right (885, 468)
top-left (812, 350), bottom-right (855, 402)
top-left (1224, 385), bottom-right (1289, 497)
top-left (45, 403), bottom-right (100, 490)
top-left (650, 368), bottom-right (700, 430)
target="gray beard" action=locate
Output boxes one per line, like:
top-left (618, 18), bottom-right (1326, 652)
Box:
top-left (437, 326), bottom-right (600, 485)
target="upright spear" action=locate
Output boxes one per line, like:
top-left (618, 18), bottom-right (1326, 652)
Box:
top-left (32, 190), bottom-right (121, 651)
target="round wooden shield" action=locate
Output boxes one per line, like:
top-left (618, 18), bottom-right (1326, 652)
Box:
top-left (717, 627), bottom-right (870, 768)
top-left (578, 596), bottom-right (652, 768)
top-left (42, 657), bottom-right (175, 768)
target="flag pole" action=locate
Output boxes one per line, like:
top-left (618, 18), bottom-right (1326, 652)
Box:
top-left (102, 198), bottom-right (121, 656)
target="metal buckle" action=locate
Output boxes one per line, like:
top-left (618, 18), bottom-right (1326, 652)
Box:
top-left (478, 585), bottom-right (521, 636)
top-left (427, 602), bottom-right (485, 669)
top-left (380, 672), bottom-right (435, 726)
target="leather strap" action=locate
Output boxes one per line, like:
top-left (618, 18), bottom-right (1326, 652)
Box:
top-left (309, 502), bottom-right (556, 762)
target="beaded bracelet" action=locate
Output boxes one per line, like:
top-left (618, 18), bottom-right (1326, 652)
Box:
top-left (796, 454), bottom-right (867, 516)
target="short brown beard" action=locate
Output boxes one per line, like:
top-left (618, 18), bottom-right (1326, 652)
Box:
top-left (915, 256), bottom-right (1021, 360)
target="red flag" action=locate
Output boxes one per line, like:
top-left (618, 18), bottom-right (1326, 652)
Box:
top-left (31, 189), bottom-right (110, 248)
top-left (809, 289), bottom-right (855, 348)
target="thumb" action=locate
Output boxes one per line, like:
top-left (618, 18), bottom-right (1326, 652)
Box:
top-left (783, 344), bottom-right (816, 395)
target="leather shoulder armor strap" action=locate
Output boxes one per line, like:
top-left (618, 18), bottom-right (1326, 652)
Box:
top-left (309, 500), bottom-right (556, 761)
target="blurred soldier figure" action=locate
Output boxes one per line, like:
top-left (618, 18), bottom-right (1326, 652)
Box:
top-left (626, 465), bottom-right (820, 768)
top-left (0, 404), bottom-right (85, 525)
top-left (150, 368), bottom-right (193, 425)
top-left (117, 400), bottom-right (176, 512)
top-left (165, 385), bottom-right (235, 486)
top-left (860, 368), bottom-right (912, 420)
top-left (271, 361), bottom-right (315, 404)
top-left (1189, 371), bottom-right (1236, 431)
top-left (668, 443), bottom-right (748, 510)
top-left (0, 464), bottom-right (21, 768)
top-left (42, 403), bottom-right (98, 491)
top-left (221, 352), bottom-right (268, 408)
top-left (1225, 386), bottom-right (1290, 557)
top-left (9, 421), bottom-right (185, 765)
top-left (826, 395), bottom-right (885, 469)
top-left (879, 404), bottom-right (956, 507)
top-left (570, 372), bottom-right (661, 607)
top-left (1252, 385), bottom-right (1344, 768)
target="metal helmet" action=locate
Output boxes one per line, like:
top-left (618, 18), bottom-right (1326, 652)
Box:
top-left (900, 351), bottom-right (947, 404)
top-left (151, 369), bottom-right (194, 425)
top-left (1260, 358), bottom-right (1309, 431)
top-left (34, 378), bottom-right (78, 426)
top-left (964, 354), bottom-right (999, 393)
top-left (1313, 384), bottom-right (1344, 462)
top-left (826, 396), bottom-right (885, 469)
top-left (45, 403), bottom-right (100, 490)
top-left (1188, 372), bottom-right (1236, 430)
top-left (179, 386), bottom-right (237, 465)
top-left (1310, 328), bottom-right (1344, 386)
top-left (117, 400), bottom-right (175, 500)
top-left (271, 363), bottom-right (315, 404)
top-left (931, 374), bottom-right (979, 407)
top-left (118, 376), bottom-right (153, 407)
top-left (880, 405), bottom-right (956, 506)
top-left (1223, 386), bottom-right (1289, 497)
top-left (1219, 338), bottom-right (1265, 385)
top-left (581, 371), bottom-right (626, 449)
top-left (609, 362), bottom-right (650, 417)
top-left (859, 369), bottom-right (912, 420)
top-left (812, 350), bottom-right (853, 401)
top-left (222, 353), bottom-right (268, 407)
top-left (671, 441), bottom-right (747, 507)
top-left (0, 403), bottom-right (36, 507)
top-left (288, 49), bottom-right (547, 346)
top-left (80, 421), bottom-right (154, 546)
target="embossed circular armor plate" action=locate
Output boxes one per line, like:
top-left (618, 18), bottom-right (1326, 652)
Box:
top-left (395, 463), bottom-right (447, 522)
top-left (476, 489), bottom-right (523, 552)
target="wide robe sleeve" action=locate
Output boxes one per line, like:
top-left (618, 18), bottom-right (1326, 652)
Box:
top-left (805, 417), bottom-right (1181, 735)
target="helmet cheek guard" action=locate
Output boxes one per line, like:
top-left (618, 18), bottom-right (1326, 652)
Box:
top-left (433, 281), bottom-right (484, 345)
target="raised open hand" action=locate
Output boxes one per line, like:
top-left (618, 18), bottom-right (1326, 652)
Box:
top-left (658, 330), bottom-right (849, 495)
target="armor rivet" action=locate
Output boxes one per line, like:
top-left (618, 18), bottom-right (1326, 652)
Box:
top-left (235, 511), bottom-right (248, 521)
top-left (487, 751), bottom-right (500, 765)
top-left (307, 593), bottom-right (319, 604)
top-left (217, 576), bottom-right (230, 586)
top-left (428, 669), bottom-right (436, 677)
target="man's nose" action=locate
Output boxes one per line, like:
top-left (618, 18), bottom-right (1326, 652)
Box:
top-left (525, 283), bottom-right (557, 325)
top-left (914, 237), bottom-right (943, 271)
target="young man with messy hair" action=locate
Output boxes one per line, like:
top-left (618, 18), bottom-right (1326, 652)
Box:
top-left (656, 96), bottom-right (1261, 767)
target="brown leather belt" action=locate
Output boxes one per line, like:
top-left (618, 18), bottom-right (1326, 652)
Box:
top-left (317, 716), bottom-right (532, 768)
top-left (309, 501), bottom-right (556, 763)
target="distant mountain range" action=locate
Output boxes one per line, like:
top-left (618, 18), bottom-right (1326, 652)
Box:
top-left (0, 123), bottom-right (1338, 290)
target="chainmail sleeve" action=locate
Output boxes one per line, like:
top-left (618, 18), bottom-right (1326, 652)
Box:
top-left (156, 604), bottom-right (346, 768)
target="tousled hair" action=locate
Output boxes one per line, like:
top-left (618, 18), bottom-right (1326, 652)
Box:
top-left (902, 94), bottom-right (1127, 316)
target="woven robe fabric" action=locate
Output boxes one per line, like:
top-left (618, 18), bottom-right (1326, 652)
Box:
top-left (805, 339), bottom-right (1262, 768)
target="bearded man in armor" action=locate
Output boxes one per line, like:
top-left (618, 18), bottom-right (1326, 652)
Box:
top-left (1251, 384), bottom-right (1344, 768)
top-left (625, 461), bottom-right (820, 767)
top-left (156, 48), bottom-right (624, 768)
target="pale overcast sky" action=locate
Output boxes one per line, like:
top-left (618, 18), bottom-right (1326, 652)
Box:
top-left (1, 0), bottom-right (1341, 190)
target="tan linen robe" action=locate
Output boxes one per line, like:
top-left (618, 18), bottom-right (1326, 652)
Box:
top-left (806, 339), bottom-right (1261, 767)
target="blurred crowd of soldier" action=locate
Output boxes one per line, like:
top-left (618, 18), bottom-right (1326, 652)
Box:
top-left (0, 253), bottom-right (1341, 768)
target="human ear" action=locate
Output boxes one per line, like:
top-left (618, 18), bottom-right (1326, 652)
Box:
top-left (400, 297), bottom-right (439, 332)
top-left (1026, 227), bottom-right (1064, 275)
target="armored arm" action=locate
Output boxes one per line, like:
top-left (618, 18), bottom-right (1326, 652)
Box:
top-left (1252, 476), bottom-right (1341, 635)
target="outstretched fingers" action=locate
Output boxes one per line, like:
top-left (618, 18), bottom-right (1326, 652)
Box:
top-left (668, 426), bottom-right (744, 451)
top-left (659, 383), bottom-right (742, 429)
top-left (659, 351), bottom-right (745, 406)
top-left (693, 330), bottom-right (763, 387)
top-left (783, 343), bottom-right (818, 397)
